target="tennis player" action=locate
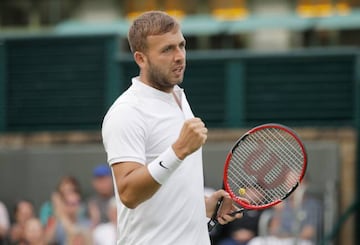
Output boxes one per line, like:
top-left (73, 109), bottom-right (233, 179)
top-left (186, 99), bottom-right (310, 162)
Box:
top-left (102, 11), bottom-right (242, 245)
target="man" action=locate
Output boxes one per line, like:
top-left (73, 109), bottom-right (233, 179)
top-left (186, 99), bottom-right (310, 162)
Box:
top-left (102, 11), bottom-right (242, 245)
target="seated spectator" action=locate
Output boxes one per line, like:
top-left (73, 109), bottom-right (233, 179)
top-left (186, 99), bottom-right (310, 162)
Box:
top-left (248, 177), bottom-right (322, 245)
top-left (45, 185), bottom-right (91, 245)
top-left (216, 184), bottom-right (264, 245)
top-left (87, 164), bottom-right (114, 228)
top-left (23, 217), bottom-right (46, 245)
top-left (218, 209), bottom-right (263, 245)
top-left (9, 199), bottom-right (35, 245)
top-left (92, 197), bottom-right (117, 245)
top-left (0, 201), bottom-right (10, 244)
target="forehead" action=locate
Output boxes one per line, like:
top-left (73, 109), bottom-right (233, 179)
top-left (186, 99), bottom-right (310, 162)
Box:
top-left (146, 29), bottom-right (185, 49)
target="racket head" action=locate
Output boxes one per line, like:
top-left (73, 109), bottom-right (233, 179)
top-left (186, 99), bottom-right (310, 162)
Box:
top-left (223, 123), bottom-right (307, 210)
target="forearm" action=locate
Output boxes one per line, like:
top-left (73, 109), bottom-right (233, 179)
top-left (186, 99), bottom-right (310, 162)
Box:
top-left (113, 145), bottom-right (185, 208)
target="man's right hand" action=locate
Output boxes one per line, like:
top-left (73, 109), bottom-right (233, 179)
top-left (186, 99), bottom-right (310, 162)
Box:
top-left (172, 118), bottom-right (208, 160)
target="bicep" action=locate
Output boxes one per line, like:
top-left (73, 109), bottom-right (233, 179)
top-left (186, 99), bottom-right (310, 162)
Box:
top-left (112, 161), bottom-right (144, 183)
top-left (111, 161), bottom-right (160, 208)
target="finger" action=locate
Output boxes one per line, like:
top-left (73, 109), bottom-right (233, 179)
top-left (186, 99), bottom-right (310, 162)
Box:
top-left (216, 215), bottom-right (228, 225)
top-left (187, 117), bottom-right (203, 126)
top-left (191, 118), bottom-right (207, 129)
top-left (218, 195), bottom-right (233, 216)
top-left (229, 208), bottom-right (244, 218)
top-left (212, 189), bottom-right (230, 200)
top-left (234, 212), bottom-right (243, 219)
top-left (217, 214), bottom-right (236, 225)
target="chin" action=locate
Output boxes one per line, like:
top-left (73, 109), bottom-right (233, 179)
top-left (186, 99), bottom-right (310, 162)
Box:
top-left (175, 76), bottom-right (184, 84)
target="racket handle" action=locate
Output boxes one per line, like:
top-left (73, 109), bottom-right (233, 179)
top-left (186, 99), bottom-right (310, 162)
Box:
top-left (207, 198), bottom-right (245, 232)
top-left (207, 197), bottom-right (223, 232)
top-left (208, 217), bottom-right (219, 232)
top-left (208, 206), bottom-right (245, 232)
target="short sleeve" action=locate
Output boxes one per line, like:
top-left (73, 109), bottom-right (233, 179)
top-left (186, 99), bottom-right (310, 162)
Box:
top-left (102, 103), bottom-right (147, 166)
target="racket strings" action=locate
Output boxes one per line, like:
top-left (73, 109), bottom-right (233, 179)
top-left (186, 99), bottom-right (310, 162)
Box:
top-left (227, 127), bottom-right (304, 207)
top-left (257, 129), bottom-right (303, 185)
top-left (228, 159), bottom-right (266, 204)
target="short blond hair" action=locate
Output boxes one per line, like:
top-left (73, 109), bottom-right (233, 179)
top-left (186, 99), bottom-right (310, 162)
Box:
top-left (128, 11), bottom-right (180, 53)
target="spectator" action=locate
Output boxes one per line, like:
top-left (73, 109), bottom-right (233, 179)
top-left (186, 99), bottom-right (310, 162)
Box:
top-left (39, 175), bottom-right (83, 227)
top-left (217, 185), bottom-right (264, 245)
top-left (87, 164), bottom-right (114, 228)
top-left (92, 197), bottom-right (117, 245)
top-left (23, 217), bottom-right (46, 245)
top-left (217, 209), bottom-right (263, 245)
top-left (9, 199), bottom-right (35, 245)
top-left (248, 177), bottom-right (322, 245)
top-left (0, 201), bottom-right (10, 244)
top-left (45, 185), bottom-right (91, 245)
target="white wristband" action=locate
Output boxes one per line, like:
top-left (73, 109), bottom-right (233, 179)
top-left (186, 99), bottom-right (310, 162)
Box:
top-left (147, 147), bottom-right (182, 184)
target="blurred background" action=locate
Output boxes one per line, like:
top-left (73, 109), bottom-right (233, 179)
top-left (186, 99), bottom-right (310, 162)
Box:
top-left (0, 0), bottom-right (359, 244)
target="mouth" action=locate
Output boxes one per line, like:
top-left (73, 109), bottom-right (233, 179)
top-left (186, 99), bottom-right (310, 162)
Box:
top-left (173, 66), bottom-right (184, 76)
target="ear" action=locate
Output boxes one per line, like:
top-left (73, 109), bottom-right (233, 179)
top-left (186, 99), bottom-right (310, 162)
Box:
top-left (133, 51), bottom-right (147, 69)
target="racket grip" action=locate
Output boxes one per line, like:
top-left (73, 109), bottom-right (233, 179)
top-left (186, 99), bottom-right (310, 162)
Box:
top-left (207, 199), bottom-right (245, 232)
top-left (208, 217), bottom-right (219, 232)
top-left (207, 197), bottom-right (223, 232)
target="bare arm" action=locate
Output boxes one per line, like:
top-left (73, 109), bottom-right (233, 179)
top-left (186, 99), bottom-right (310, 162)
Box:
top-left (112, 161), bottom-right (161, 209)
top-left (112, 118), bottom-right (207, 209)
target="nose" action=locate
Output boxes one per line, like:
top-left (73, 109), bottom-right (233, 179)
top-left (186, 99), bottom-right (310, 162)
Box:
top-left (174, 47), bottom-right (185, 62)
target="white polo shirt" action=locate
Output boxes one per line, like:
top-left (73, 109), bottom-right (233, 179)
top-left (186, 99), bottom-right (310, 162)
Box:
top-left (102, 77), bottom-right (210, 245)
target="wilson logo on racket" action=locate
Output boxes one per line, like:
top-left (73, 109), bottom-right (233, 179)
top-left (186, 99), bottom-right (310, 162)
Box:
top-left (243, 142), bottom-right (290, 189)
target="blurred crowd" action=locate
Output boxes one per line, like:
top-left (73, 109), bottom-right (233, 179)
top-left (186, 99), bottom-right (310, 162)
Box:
top-left (0, 164), bottom-right (116, 245)
top-left (209, 176), bottom-right (323, 245)
top-left (0, 165), bottom-right (322, 245)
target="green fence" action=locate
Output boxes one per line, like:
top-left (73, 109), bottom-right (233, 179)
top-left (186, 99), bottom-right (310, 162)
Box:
top-left (0, 34), bottom-right (119, 131)
top-left (0, 34), bottom-right (359, 131)
top-left (118, 48), bottom-right (358, 128)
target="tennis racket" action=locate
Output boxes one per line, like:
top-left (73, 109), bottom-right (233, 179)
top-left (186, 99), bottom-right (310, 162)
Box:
top-left (208, 123), bottom-right (307, 232)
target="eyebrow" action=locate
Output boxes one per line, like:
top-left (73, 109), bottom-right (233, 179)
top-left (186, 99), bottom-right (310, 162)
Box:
top-left (161, 39), bottom-right (186, 50)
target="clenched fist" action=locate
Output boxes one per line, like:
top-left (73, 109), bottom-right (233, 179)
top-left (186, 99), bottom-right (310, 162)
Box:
top-left (172, 118), bottom-right (208, 160)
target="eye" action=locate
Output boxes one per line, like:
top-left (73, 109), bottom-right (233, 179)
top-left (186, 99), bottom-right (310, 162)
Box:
top-left (162, 46), bottom-right (172, 53)
top-left (180, 41), bottom-right (186, 49)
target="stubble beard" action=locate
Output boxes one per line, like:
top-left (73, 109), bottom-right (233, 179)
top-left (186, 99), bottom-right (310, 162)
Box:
top-left (147, 61), bottom-right (184, 92)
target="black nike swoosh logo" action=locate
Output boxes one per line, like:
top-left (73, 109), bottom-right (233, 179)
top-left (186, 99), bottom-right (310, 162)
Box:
top-left (159, 161), bottom-right (168, 169)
